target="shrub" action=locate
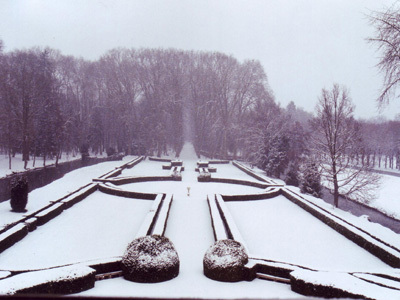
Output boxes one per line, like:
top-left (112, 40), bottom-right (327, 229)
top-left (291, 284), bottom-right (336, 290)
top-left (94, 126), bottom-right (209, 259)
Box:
top-left (10, 176), bottom-right (28, 212)
top-left (198, 172), bottom-right (211, 182)
top-left (203, 239), bottom-right (248, 282)
top-left (106, 147), bottom-right (116, 157)
top-left (171, 170), bottom-right (181, 181)
top-left (80, 143), bottom-right (89, 161)
top-left (122, 235), bottom-right (179, 283)
top-left (285, 163), bottom-right (300, 187)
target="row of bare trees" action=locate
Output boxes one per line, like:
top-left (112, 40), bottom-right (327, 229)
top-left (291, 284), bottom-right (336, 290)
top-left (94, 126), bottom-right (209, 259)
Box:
top-left (0, 43), bottom-right (283, 169)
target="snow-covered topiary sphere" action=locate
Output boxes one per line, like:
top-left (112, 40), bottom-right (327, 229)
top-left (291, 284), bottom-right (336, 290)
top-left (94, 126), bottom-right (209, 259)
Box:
top-left (203, 239), bottom-right (248, 282)
top-left (122, 235), bottom-right (179, 283)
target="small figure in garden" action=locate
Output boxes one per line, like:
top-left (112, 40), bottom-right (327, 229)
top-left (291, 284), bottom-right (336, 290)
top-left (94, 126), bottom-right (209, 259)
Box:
top-left (187, 186), bottom-right (191, 196)
top-left (10, 176), bottom-right (29, 212)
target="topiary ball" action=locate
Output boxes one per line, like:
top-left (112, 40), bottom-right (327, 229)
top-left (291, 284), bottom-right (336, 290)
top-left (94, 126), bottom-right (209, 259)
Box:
top-left (122, 235), bottom-right (179, 283)
top-left (203, 239), bottom-right (248, 282)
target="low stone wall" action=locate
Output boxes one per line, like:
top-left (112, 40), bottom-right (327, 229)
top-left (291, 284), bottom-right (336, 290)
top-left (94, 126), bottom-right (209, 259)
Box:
top-left (0, 155), bottom-right (124, 202)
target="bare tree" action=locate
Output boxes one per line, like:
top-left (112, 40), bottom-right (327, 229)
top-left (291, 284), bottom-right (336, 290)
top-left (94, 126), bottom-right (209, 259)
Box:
top-left (312, 84), bottom-right (380, 207)
top-left (368, 3), bottom-right (400, 105)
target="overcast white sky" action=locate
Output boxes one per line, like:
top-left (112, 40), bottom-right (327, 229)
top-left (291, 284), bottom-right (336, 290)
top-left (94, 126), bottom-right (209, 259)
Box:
top-left (1, 0), bottom-right (399, 119)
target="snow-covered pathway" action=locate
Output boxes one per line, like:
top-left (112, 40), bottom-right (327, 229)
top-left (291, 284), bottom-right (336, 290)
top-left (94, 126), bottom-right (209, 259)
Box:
top-left (164, 148), bottom-right (214, 282)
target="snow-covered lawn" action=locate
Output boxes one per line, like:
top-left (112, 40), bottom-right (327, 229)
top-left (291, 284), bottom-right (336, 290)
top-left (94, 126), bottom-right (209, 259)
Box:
top-left (370, 174), bottom-right (400, 220)
top-left (319, 165), bottom-right (400, 220)
top-left (0, 191), bottom-right (151, 271)
top-left (0, 152), bottom-right (109, 178)
top-left (227, 196), bottom-right (389, 272)
top-left (121, 181), bottom-right (262, 196)
top-left (0, 157), bottom-right (136, 230)
top-left (80, 151), bottom-right (302, 299)
top-left (0, 143), bottom-right (399, 299)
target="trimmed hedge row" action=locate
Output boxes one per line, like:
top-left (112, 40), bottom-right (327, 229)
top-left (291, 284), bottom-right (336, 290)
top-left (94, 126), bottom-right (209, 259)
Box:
top-left (232, 161), bottom-right (279, 185)
top-left (222, 187), bottom-right (281, 201)
top-left (208, 177), bottom-right (268, 189)
top-left (0, 154), bottom-right (123, 202)
top-left (0, 183), bottom-right (98, 254)
top-left (290, 275), bottom-right (365, 299)
top-left (148, 157), bottom-right (171, 162)
top-left (98, 183), bottom-right (157, 200)
top-left (281, 188), bottom-right (400, 268)
top-left (97, 175), bottom-right (181, 186)
top-left (0, 265), bottom-right (96, 295)
top-left (0, 224), bottom-right (28, 254)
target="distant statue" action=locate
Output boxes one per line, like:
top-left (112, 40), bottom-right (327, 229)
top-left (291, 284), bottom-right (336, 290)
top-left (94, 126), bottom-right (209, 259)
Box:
top-left (187, 187), bottom-right (191, 196)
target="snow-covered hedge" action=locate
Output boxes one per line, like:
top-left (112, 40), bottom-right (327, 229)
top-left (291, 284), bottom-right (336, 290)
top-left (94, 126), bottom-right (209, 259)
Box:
top-left (122, 235), bottom-right (179, 283)
top-left (290, 269), bottom-right (400, 300)
top-left (0, 265), bottom-right (96, 295)
top-left (0, 223), bottom-right (28, 254)
top-left (222, 187), bottom-right (281, 201)
top-left (203, 239), bottom-right (248, 282)
top-left (198, 171), bottom-right (211, 182)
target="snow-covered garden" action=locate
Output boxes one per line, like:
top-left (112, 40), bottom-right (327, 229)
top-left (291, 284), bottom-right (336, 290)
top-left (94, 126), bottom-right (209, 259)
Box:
top-left (0, 143), bottom-right (398, 299)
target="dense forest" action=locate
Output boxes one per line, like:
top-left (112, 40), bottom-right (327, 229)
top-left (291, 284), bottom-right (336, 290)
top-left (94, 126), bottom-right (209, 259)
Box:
top-left (0, 41), bottom-right (399, 181)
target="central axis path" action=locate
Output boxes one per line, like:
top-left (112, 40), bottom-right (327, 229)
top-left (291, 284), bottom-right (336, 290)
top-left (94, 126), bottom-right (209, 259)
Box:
top-left (163, 143), bottom-right (215, 289)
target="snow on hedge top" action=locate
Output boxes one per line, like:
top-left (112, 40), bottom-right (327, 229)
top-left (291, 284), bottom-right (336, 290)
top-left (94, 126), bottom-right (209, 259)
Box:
top-left (204, 239), bottom-right (248, 268)
top-left (122, 235), bottom-right (179, 271)
top-left (288, 186), bottom-right (400, 250)
top-left (0, 265), bottom-right (95, 295)
top-left (291, 269), bottom-right (400, 300)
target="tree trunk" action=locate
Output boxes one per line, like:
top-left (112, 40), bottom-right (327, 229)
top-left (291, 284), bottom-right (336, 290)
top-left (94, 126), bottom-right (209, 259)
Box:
top-left (332, 162), bottom-right (339, 208)
top-left (8, 148), bottom-right (11, 170)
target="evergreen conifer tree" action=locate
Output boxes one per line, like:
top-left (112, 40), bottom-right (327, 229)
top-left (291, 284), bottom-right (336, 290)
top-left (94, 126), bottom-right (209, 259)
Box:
top-left (285, 162), bottom-right (300, 187)
top-left (301, 161), bottom-right (322, 198)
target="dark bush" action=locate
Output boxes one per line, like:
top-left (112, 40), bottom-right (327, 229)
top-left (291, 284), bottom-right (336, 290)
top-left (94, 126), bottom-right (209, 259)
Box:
top-left (10, 176), bottom-right (28, 212)
top-left (285, 163), bottom-right (300, 187)
top-left (106, 147), bottom-right (116, 157)
top-left (203, 239), bottom-right (248, 282)
top-left (80, 143), bottom-right (89, 161)
top-left (122, 235), bottom-right (179, 283)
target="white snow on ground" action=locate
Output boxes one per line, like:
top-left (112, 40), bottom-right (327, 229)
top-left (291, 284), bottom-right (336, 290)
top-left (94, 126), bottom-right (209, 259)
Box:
top-left (121, 181), bottom-right (262, 196)
top-left (227, 196), bottom-right (390, 272)
top-left (79, 274), bottom-right (302, 299)
top-left (120, 159), bottom-right (172, 177)
top-left (320, 165), bottom-right (400, 220)
top-left (0, 191), bottom-right (151, 271)
top-left (294, 186), bottom-right (400, 250)
top-left (212, 163), bottom-right (270, 183)
top-left (80, 143), bottom-right (302, 299)
top-left (1, 142), bottom-right (398, 298)
top-left (371, 174), bottom-right (400, 220)
top-left (0, 157), bottom-right (135, 230)
top-left (0, 152), bottom-right (107, 178)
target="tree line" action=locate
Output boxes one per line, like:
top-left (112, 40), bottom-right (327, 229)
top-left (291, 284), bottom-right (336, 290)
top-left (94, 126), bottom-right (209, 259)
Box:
top-left (0, 43), bottom-right (288, 169)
